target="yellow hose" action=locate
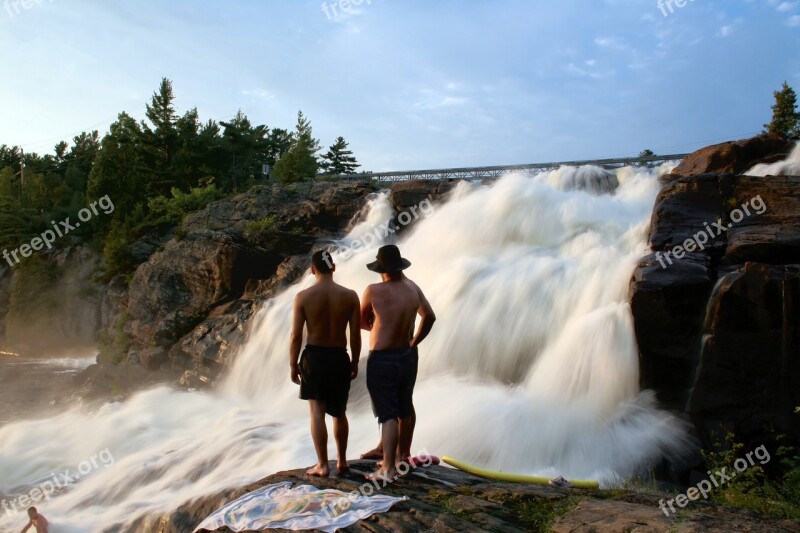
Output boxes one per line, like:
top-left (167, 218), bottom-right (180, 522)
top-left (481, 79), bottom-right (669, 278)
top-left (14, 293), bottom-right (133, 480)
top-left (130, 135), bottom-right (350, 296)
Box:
top-left (441, 456), bottom-right (600, 490)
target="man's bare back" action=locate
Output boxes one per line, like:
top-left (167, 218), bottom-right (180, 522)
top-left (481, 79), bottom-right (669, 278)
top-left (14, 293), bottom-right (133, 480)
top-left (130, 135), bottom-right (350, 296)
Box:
top-left (290, 251), bottom-right (361, 478)
top-left (362, 277), bottom-right (422, 351)
top-left (296, 280), bottom-right (359, 348)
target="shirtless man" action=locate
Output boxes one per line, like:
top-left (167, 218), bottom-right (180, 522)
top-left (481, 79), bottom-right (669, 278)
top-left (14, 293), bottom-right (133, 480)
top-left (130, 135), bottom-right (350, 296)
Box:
top-left (291, 250), bottom-right (361, 477)
top-left (21, 507), bottom-right (48, 533)
top-left (361, 245), bottom-right (436, 480)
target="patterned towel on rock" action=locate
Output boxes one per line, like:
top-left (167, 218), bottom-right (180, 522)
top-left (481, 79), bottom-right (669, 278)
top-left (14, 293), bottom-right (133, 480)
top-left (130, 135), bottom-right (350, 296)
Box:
top-left (193, 481), bottom-right (407, 533)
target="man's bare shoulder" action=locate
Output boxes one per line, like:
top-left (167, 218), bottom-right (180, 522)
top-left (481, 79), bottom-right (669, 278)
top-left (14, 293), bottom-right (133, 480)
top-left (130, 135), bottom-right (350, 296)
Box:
top-left (294, 286), bottom-right (313, 304)
top-left (364, 282), bottom-right (382, 294)
top-left (403, 277), bottom-right (422, 291)
top-left (333, 283), bottom-right (359, 302)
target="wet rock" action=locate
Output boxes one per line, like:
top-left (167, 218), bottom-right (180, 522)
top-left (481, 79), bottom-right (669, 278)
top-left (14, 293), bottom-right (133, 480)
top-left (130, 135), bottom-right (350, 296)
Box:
top-left (688, 263), bottom-right (800, 446)
top-left (388, 179), bottom-right (459, 213)
top-left (133, 462), bottom-right (800, 533)
top-left (631, 252), bottom-right (715, 406)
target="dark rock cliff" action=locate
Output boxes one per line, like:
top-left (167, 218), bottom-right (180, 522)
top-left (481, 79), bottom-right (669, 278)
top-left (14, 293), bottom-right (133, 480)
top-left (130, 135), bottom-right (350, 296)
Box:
top-left (0, 245), bottom-right (105, 355)
top-left (631, 135), bottom-right (800, 450)
top-left (91, 179), bottom-right (456, 389)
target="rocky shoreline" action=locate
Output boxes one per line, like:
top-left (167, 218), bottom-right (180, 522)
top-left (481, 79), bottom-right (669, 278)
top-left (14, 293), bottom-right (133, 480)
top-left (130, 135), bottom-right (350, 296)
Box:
top-left (134, 460), bottom-right (800, 532)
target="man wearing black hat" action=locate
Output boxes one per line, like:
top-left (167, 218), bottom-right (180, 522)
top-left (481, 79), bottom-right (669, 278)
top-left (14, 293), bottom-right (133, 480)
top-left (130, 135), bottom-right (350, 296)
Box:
top-left (361, 244), bottom-right (436, 481)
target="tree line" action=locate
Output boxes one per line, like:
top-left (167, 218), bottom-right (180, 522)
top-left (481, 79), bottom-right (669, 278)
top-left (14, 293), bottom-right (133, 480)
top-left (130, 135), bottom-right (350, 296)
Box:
top-left (0, 78), bottom-right (362, 277)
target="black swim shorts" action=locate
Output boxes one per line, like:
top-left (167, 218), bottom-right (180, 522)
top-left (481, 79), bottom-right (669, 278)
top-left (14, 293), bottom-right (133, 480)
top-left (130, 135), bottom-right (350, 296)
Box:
top-left (366, 346), bottom-right (419, 423)
top-left (299, 345), bottom-right (351, 417)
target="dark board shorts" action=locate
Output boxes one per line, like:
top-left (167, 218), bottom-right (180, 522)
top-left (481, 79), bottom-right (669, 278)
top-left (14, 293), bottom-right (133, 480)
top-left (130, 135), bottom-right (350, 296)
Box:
top-left (366, 346), bottom-right (419, 423)
top-left (299, 345), bottom-right (351, 417)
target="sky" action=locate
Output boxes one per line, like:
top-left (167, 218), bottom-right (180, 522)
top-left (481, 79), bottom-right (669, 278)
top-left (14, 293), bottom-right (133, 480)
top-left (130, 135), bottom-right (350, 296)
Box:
top-left (0, 0), bottom-right (798, 171)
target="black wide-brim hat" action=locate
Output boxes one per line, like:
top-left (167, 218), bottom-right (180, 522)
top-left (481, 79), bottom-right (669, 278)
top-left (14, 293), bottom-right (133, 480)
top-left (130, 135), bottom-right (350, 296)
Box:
top-left (367, 244), bottom-right (412, 273)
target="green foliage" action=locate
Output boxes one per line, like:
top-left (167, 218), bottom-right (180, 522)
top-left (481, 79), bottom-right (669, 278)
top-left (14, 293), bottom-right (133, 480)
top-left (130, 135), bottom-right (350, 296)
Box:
top-left (146, 181), bottom-right (223, 229)
top-left (701, 431), bottom-right (800, 518)
top-left (246, 214), bottom-right (278, 233)
top-left (0, 78), bottom-right (359, 281)
top-left (102, 216), bottom-right (139, 279)
top-left (97, 310), bottom-right (131, 364)
top-left (273, 110), bottom-right (320, 183)
top-left (427, 487), bottom-right (580, 531)
top-left (764, 81), bottom-right (800, 137)
top-left (320, 136), bottom-right (360, 175)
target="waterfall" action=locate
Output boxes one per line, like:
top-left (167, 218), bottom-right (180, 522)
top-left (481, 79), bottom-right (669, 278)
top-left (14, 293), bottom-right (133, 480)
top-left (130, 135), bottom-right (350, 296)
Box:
top-left (0, 164), bottom-right (692, 532)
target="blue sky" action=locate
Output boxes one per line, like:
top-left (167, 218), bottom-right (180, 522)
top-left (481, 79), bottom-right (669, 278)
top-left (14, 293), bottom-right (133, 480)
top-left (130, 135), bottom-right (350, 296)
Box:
top-left (0, 0), bottom-right (798, 171)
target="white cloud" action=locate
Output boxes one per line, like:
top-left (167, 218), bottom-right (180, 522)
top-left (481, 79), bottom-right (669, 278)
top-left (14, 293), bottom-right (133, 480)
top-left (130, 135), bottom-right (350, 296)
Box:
top-left (414, 88), bottom-right (470, 110)
top-left (789, 14), bottom-right (800, 25)
top-left (719, 25), bottom-right (733, 37)
top-left (776, 2), bottom-right (797, 12)
top-left (241, 88), bottom-right (275, 100)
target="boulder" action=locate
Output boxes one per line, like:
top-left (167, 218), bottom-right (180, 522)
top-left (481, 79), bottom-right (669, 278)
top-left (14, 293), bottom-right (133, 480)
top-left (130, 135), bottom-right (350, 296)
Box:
top-left (723, 175), bottom-right (800, 265)
top-left (630, 252), bottom-right (715, 406)
top-left (388, 179), bottom-right (459, 213)
top-left (647, 174), bottom-right (728, 256)
top-left (127, 231), bottom-right (274, 349)
top-left (687, 263), bottom-right (800, 446)
top-left (139, 347), bottom-right (168, 371)
top-left (671, 134), bottom-right (793, 177)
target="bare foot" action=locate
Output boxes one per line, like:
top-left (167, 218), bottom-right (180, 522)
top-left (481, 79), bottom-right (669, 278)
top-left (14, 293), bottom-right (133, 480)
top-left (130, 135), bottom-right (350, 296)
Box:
top-left (360, 446), bottom-right (383, 460)
top-left (335, 462), bottom-right (350, 476)
top-left (365, 468), bottom-right (397, 483)
top-left (306, 463), bottom-right (330, 477)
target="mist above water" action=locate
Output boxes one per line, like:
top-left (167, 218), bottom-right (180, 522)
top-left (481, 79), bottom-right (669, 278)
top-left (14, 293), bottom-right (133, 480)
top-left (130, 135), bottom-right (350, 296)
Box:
top-left (0, 164), bottom-right (693, 532)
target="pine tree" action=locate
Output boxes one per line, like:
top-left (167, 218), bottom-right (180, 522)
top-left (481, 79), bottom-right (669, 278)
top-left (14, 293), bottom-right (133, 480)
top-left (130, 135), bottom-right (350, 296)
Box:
top-left (272, 110), bottom-right (320, 183)
top-left (321, 136), bottom-right (360, 175)
top-left (638, 149), bottom-right (656, 168)
top-left (764, 82), bottom-right (800, 138)
top-left (142, 78), bottom-right (180, 194)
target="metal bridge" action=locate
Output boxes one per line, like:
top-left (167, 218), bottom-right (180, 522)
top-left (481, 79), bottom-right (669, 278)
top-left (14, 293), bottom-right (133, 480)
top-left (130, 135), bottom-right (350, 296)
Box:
top-left (339, 153), bottom-right (689, 183)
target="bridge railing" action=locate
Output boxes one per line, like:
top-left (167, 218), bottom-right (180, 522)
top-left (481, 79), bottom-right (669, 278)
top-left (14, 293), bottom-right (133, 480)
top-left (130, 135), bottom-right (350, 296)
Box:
top-left (335, 154), bottom-right (689, 183)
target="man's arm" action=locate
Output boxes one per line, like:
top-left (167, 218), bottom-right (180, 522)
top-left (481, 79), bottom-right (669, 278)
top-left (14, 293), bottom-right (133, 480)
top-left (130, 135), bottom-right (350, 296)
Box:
top-left (410, 287), bottom-right (436, 349)
top-left (360, 286), bottom-right (375, 331)
top-left (349, 291), bottom-right (362, 379)
top-left (20, 520), bottom-right (32, 533)
top-left (289, 293), bottom-right (305, 384)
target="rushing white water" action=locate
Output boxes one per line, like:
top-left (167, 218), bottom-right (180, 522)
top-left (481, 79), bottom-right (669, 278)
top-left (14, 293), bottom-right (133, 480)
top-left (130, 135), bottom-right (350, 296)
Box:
top-left (0, 164), bottom-right (693, 532)
top-left (746, 141), bottom-right (800, 176)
